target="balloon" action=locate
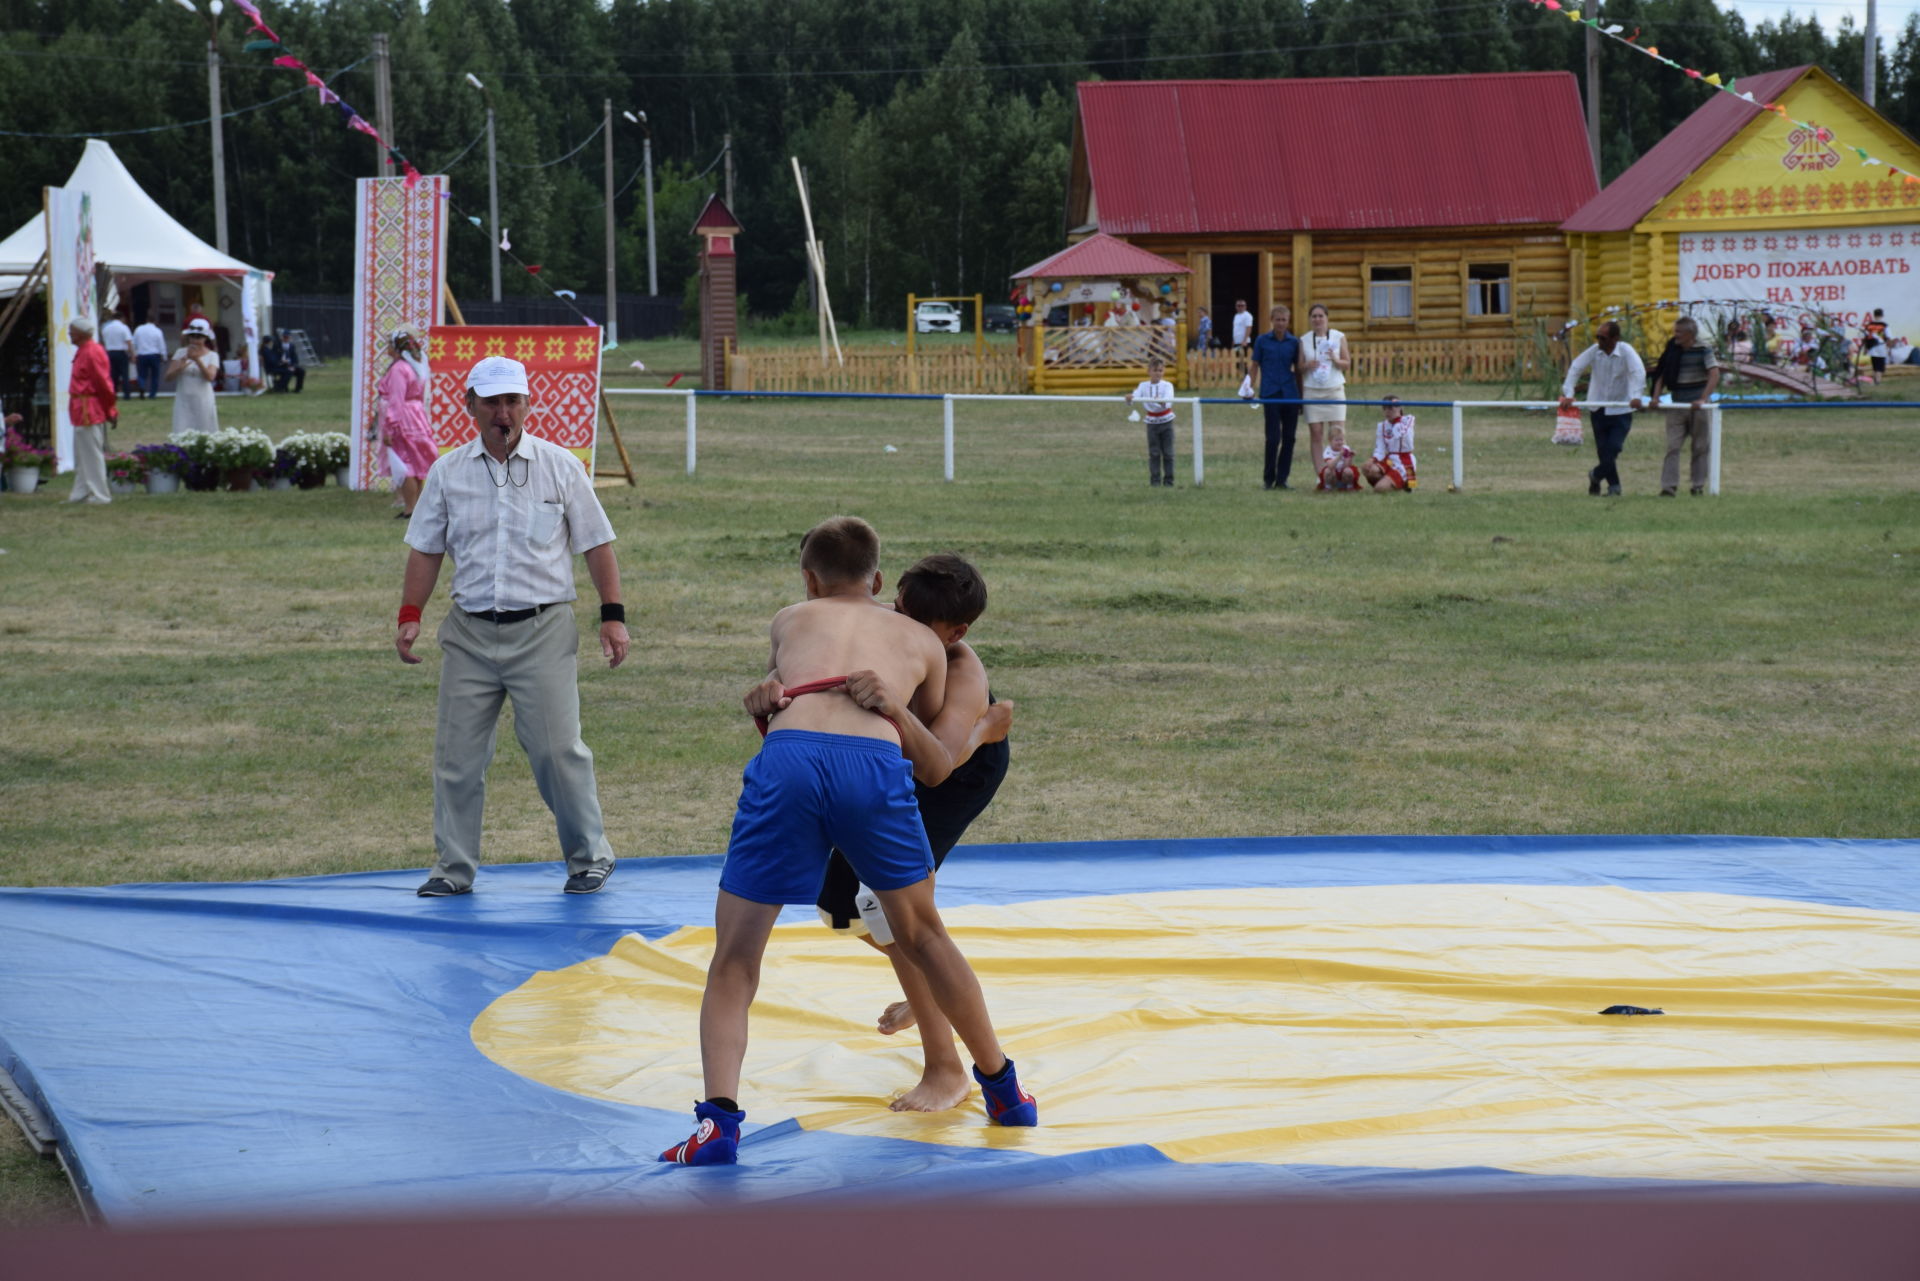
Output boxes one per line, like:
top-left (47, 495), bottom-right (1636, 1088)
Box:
top-left (1050, 281), bottom-right (1062, 292)
top-left (1160, 283), bottom-right (1172, 294)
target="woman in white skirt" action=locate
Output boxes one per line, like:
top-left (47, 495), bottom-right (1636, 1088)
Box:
top-left (1298, 303), bottom-right (1351, 465)
top-left (166, 319), bottom-right (221, 439)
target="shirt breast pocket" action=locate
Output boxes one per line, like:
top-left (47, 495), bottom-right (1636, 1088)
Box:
top-left (528, 501), bottom-right (565, 548)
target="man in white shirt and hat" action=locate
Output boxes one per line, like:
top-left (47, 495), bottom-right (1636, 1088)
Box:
top-left (394, 355), bottom-right (629, 897)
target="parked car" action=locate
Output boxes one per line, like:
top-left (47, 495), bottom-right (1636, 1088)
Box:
top-left (983, 303), bottom-right (1019, 333)
top-left (915, 300), bottom-right (962, 334)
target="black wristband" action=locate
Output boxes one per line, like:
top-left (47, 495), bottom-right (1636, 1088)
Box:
top-left (600, 603), bottom-right (626, 624)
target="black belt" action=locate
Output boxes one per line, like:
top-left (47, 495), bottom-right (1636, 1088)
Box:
top-left (464, 603), bottom-right (557, 624)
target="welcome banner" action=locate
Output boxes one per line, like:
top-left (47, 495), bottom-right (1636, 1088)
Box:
top-left (1678, 224), bottom-right (1920, 338)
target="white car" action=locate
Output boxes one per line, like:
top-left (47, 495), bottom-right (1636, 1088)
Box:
top-left (915, 301), bottom-right (962, 334)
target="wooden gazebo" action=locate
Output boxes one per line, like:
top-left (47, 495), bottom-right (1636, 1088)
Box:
top-left (1012, 234), bottom-right (1191, 393)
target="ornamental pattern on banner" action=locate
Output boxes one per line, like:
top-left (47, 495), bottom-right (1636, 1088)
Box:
top-left (349, 175), bottom-right (445, 490)
top-left (427, 325), bottom-right (601, 474)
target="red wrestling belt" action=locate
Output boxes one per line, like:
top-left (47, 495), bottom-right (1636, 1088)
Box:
top-left (753, 676), bottom-right (902, 738)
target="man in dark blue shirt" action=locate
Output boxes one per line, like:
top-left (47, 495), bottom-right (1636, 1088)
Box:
top-left (1249, 305), bottom-right (1304, 489)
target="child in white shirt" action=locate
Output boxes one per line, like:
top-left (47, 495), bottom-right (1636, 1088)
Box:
top-left (1315, 426), bottom-right (1362, 491)
top-left (1126, 358), bottom-right (1178, 487)
top-left (1364, 396), bottom-right (1417, 491)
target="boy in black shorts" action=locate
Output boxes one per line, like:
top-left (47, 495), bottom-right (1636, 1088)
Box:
top-left (807, 554), bottom-right (1012, 1112)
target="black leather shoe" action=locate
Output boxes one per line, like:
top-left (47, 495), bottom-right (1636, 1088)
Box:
top-left (564, 864), bottom-right (614, 894)
top-left (417, 877), bottom-right (470, 897)
top-left (1588, 468), bottom-right (1601, 496)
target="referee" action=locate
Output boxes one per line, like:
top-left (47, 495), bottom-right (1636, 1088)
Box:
top-left (395, 355), bottom-right (628, 897)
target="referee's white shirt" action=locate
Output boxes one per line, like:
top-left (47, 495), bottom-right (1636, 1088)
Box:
top-left (404, 432), bottom-right (616, 614)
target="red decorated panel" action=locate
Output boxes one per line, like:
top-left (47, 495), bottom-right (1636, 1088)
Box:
top-left (426, 326), bottom-right (602, 472)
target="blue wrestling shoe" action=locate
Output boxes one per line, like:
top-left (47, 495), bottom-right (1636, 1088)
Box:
top-left (660, 1100), bottom-right (744, 1165)
top-left (973, 1059), bottom-right (1038, 1127)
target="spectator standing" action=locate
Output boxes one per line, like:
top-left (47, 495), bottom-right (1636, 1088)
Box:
top-left (1249, 304), bottom-right (1303, 490)
top-left (166, 320), bottom-right (220, 438)
top-left (1648, 316), bottom-right (1722, 497)
top-left (1193, 306), bottom-right (1212, 352)
top-left (375, 329), bottom-right (439, 518)
top-left (100, 312), bottom-right (133, 397)
top-left (1230, 299), bottom-right (1254, 353)
top-left (1126, 356), bottom-right (1178, 487)
top-left (64, 317), bottom-right (117, 505)
top-left (1299, 304), bottom-right (1351, 465)
top-left (394, 355), bottom-right (626, 898)
top-left (1559, 320), bottom-right (1645, 497)
top-left (1862, 309), bottom-right (1890, 382)
top-left (132, 316), bottom-right (166, 398)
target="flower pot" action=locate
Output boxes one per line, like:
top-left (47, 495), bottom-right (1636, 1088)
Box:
top-left (333, 466), bottom-right (352, 489)
top-left (269, 476), bottom-right (294, 490)
top-left (225, 467), bottom-right (255, 492)
top-left (145, 472), bottom-right (181, 494)
top-left (109, 480), bottom-right (138, 495)
top-left (297, 473), bottom-right (326, 490)
top-left (6, 465), bottom-right (41, 494)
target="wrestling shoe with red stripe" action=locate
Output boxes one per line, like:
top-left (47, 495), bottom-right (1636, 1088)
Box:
top-left (973, 1059), bottom-right (1038, 1127)
top-left (660, 1100), bottom-right (744, 1165)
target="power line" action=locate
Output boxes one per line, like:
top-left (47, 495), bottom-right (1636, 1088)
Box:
top-left (502, 117), bottom-right (606, 169)
top-left (0, 58), bottom-right (366, 138)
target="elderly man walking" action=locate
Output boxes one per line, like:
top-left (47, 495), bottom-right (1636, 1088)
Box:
top-left (65, 317), bottom-right (117, 505)
top-left (1649, 316), bottom-right (1722, 497)
top-left (1560, 320), bottom-right (1646, 497)
top-left (394, 355), bottom-right (628, 897)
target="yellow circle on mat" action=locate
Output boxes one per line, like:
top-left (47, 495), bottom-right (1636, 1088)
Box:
top-left (472, 884), bottom-right (1920, 1186)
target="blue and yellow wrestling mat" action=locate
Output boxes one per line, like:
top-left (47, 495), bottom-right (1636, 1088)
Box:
top-left (1, 836), bottom-right (1917, 1222)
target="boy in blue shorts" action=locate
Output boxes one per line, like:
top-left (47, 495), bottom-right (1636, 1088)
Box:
top-left (662, 517), bottom-right (1037, 1166)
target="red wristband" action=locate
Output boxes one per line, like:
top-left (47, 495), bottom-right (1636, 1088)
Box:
top-left (398, 604), bottom-right (422, 627)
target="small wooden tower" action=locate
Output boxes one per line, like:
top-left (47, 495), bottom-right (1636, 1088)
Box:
top-left (693, 194), bottom-right (741, 391)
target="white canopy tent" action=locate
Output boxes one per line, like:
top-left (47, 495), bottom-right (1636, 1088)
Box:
top-left (0, 139), bottom-right (272, 387)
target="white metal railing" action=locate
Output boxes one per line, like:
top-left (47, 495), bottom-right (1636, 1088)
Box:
top-left (603, 388), bottom-right (1727, 494)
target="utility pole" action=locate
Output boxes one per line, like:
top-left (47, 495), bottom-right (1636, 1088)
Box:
top-left (1584, 0), bottom-right (1601, 177)
top-left (724, 132), bottom-right (735, 210)
top-left (468, 74), bottom-right (501, 302)
top-left (1864, 0), bottom-right (1878, 106)
top-left (372, 33), bottom-right (395, 177)
top-left (643, 125), bottom-right (657, 296)
top-left (604, 98), bottom-right (617, 344)
top-left (207, 14), bottom-right (228, 254)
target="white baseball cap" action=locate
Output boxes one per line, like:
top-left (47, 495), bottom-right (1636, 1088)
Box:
top-left (466, 354), bottom-right (529, 397)
top-left (184, 318), bottom-right (214, 338)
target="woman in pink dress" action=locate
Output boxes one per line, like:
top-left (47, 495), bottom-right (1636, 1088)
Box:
top-left (374, 329), bottom-right (437, 518)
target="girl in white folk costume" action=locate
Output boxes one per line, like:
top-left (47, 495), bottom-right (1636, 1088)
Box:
top-left (1299, 303), bottom-right (1351, 465)
top-left (1365, 396), bottom-right (1418, 492)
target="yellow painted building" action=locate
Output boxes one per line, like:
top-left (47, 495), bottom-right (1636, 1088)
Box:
top-left (1562, 65), bottom-right (1920, 346)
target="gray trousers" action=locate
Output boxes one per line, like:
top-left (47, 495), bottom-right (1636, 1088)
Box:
top-left (67, 424), bottom-right (111, 504)
top-left (1146, 420), bottom-right (1175, 485)
top-left (1662, 404), bottom-right (1711, 494)
top-left (429, 605), bottom-right (613, 888)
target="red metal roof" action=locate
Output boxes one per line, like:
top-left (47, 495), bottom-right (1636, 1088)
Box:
top-left (691, 193), bottom-right (741, 233)
top-left (1560, 66), bottom-right (1810, 233)
top-left (1011, 233), bottom-right (1192, 281)
top-left (1077, 74), bottom-right (1598, 234)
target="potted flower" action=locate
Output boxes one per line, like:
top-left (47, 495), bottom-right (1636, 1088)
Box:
top-left (277, 431), bottom-right (334, 488)
top-left (105, 451), bottom-right (146, 495)
top-left (199, 426), bottom-right (274, 491)
top-left (173, 430), bottom-right (221, 491)
top-left (317, 431), bottom-right (352, 487)
top-left (3, 424), bottom-right (52, 494)
top-left (268, 447), bottom-right (299, 489)
top-left (132, 442), bottom-right (189, 493)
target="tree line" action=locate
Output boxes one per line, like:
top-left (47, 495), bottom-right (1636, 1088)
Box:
top-left (4, 0), bottom-right (1918, 330)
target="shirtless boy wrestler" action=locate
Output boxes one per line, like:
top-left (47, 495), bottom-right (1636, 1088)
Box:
top-left (662, 518), bottom-right (1036, 1166)
top-left (747, 553), bottom-right (1013, 1114)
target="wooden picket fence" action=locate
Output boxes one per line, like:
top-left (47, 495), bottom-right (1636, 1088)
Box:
top-left (736, 346), bottom-right (1027, 394)
top-left (1187, 338), bottom-right (1524, 388)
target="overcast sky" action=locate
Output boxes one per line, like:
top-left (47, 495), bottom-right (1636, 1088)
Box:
top-left (1747, 0), bottom-right (1920, 41)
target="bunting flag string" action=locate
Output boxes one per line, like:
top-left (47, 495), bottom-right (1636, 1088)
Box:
top-left (231, 0), bottom-right (611, 337)
top-left (1527, 0), bottom-right (1920, 188)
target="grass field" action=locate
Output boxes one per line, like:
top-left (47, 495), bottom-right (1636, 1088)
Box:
top-left (1, 348), bottom-right (1916, 1222)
